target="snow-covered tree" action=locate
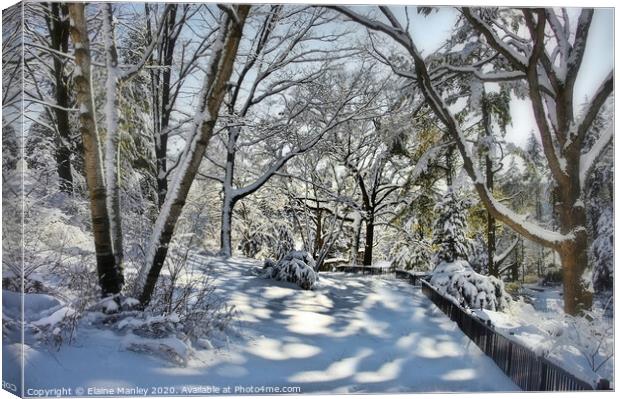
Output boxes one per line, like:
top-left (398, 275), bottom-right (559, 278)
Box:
top-left (432, 188), bottom-right (471, 265)
top-left (333, 6), bottom-right (614, 315)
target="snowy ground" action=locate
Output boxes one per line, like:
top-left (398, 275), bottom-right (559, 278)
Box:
top-left (3, 255), bottom-right (519, 395)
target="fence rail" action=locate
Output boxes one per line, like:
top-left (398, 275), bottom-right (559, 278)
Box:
top-left (419, 279), bottom-right (609, 391)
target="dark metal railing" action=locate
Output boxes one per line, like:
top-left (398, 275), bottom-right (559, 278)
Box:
top-left (420, 279), bottom-right (610, 391)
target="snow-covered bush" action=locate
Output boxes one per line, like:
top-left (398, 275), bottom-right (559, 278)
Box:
top-left (113, 312), bottom-right (191, 365)
top-left (550, 304), bottom-right (614, 377)
top-left (263, 251), bottom-right (319, 290)
top-left (430, 260), bottom-right (510, 311)
top-left (91, 277), bottom-right (236, 366)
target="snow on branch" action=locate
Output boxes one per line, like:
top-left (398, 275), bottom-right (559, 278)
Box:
top-left (580, 125), bottom-right (613, 188)
top-left (118, 5), bottom-right (174, 82)
top-left (576, 72), bottom-right (614, 143)
top-left (493, 238), bottom-right (519, 266)
top-left (461, 8), bottom-right (529, 71)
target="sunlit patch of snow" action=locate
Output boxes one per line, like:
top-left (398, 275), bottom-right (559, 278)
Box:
top-left (354, 357), bottom-right (406, 383)
top-left (281, 309), bottom-right (334, 335)
top-left (289, 348), bottom-right (373, 383)
top-left (246, 337), bottom-right (321, 360)
top-left (442, 368), bottom-right (476, 381)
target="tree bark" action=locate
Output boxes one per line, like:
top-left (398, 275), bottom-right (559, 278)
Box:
top-left (350, 213), bottom-right (361, 265)
top-left (363, 213), bottom-right (374, 266)
top-left (219, 194), bottom-right (236, 257)
top-left (147, 4), bottom-right (179, 208)
top-left (482, 94), bottom-right (497, 276)
top-left (136, 6), bottom-right (250, 306)
top-left (68, 3), bottom-right (123, 297)
top-left (102, 3), bottom-right (124, 268)
top-left (219, 126), bottom-right (240, 257)
top-left (48, 2), bottom-right (73, 193)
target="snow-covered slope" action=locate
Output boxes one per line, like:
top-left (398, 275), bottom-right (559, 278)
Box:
top-left (7, 256), bottom-right (519, 394)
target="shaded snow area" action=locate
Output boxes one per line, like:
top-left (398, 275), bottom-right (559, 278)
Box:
top-left (472, 289), bottom-right (613, 387)
top-left (4, 255), bottom-right (519, 395)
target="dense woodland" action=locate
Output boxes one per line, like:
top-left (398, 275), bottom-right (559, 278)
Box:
top-left (2, 2), bottom-right (613, 324)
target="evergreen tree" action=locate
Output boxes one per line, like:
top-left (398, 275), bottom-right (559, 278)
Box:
top-left (432, 188), bottom-right (470, 265)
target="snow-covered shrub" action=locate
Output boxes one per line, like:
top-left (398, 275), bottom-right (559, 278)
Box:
top-left (29, 295), bottom-right (90, 350)
top-left (263, 251), bottom-right (319, 290)
top-left (431, 188), bottom-right (471, 265)
top-left (550, 304), bottom-right (614, 377)
top-left (93, 276), bottom-right (236, 365)
top-left (430, 260), bottom-right (510, 311)
top-left (114, 312), bottom-right (191, 365)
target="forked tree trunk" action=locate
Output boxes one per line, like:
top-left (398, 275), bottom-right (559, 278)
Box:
top-left (136, 6), bottom-right (250, 306)
top-left (68, 3), bottom-right (123, 296)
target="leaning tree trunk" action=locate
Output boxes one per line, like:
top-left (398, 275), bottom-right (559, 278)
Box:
top-left (68, 3), bottom-right (123, 296)
top-left (136, 6), bottom-right (250, 306)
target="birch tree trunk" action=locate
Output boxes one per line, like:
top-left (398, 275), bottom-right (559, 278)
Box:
top-left (102, 3), bottom-right (123, 268)
top-left (68, 3), bottom-right (123, 297)
top-left (136, 5), bottom-right (250, 306)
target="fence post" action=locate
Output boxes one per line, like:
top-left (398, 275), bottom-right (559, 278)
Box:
top-left (539, 360), bottom-right (548, 391)
top-left (506, 342), bottom-right (513, 376)
top-left (596, 379), bottom-right (610, 390)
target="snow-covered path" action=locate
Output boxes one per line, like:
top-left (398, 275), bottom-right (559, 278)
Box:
top-left (10, 256), bottom-right (519, 394)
